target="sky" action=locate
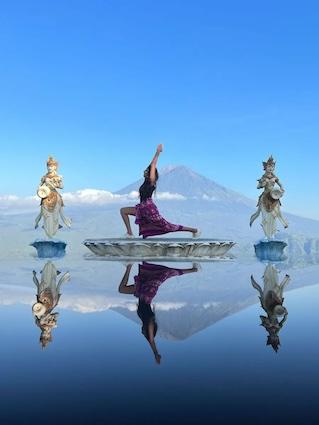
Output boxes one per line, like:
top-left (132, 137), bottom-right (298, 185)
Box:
top-left (0, 0), bottom-right (319, 218)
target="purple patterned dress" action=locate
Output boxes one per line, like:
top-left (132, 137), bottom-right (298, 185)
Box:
top-left (134, 262), bottom-right (184, 304)
top-left (135, 182), bottom-right (183, 238)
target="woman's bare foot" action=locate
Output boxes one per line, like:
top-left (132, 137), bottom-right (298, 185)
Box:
top-left (192, 262), bottom-right (202, 272)
top-left (192, 229), bottom-right (201, 238)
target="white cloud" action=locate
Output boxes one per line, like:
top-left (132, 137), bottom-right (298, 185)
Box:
top-left (0, 195), bottom-right (38, 211)
top-left (63, 189), bottom-right (124, 205)
top-left (202, 194), bottom-right (217, 201)
top-left (155, 192), bottom-right (186, 201)
top-left (0, 189), bottom-right (187, 211)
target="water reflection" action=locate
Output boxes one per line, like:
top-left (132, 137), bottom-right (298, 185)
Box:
top-left (119, 262), bottom-right (199, 363)
top-left (32, 261), bottom-right (70, 348)
top-left (251, 264), bottom-right (290, 352)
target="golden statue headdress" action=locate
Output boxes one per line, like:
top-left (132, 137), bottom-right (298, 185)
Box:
top-left (263, 155), bottom-right (275, 170)
top-left (47, 156), bottom-right (58, 168)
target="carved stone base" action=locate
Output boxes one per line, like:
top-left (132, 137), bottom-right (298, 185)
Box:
top-left (30, 240), bottom-right (67, 258)
top-left (254, 240), bottom-right (287, 262)
top-left (83, 238), bottom-right (235, 260)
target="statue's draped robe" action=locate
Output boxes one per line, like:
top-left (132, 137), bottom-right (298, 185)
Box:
top-left (250, 173), bottom-right (288, 239)
top-left (36, 173), bottom-right (71, 238)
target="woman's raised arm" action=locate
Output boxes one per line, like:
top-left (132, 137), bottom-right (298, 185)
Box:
top-left (149, 144), bottom-right (163, 183)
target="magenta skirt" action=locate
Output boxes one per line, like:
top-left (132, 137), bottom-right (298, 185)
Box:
top-left (134, 262), bottom-right (184, 304)
top-left (135, 198), bottom-right (183, 238)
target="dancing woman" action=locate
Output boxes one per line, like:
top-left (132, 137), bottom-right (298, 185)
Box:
top-left (120, 144), bottom-right (200, 238)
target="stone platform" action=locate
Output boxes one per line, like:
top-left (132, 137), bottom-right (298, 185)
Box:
top-left (83, 238), bottom-right (235, 261)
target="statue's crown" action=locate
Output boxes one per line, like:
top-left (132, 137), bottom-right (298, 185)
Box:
top-left (47, 156), bottom-right (58, 167)
top-left (263, 155), bottom-right (275, 170)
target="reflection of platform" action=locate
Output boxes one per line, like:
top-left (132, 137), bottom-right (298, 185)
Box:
top-left (83, 238), bottom-right (235, 260)
top-left (30, 240), bottom-right (67, 258)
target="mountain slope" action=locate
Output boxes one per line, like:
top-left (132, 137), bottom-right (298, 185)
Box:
top-left (116, 165), bottom-right (254, 207)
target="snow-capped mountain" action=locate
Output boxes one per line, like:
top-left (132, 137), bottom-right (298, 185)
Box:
top-left (117, 165), bottom-right (254, 207)
top-left (2, 164), bottom-right (319, 259)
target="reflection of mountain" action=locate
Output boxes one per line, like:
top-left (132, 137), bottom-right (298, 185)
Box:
top-left (1, 260), bottom-right (319, 341)
top-left (112, 299), bottom-right (254, 340)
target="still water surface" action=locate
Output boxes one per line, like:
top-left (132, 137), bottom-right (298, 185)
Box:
top-left (0, 258), bottom-right (318, 424)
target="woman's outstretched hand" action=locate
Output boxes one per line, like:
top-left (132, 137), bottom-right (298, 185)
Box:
top-left (156, 144), bottom-right (163, 154)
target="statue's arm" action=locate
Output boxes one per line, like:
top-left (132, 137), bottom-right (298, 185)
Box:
top-left (280, 274), bottom-right (290, 291)
top-left (276, 178), bottom-right (284, 191)
top-left (251, 275), bottom-right (263, 296)
top-left (57, 272), bottom-right (71, 291)
top-left (32, 271), bottom-right (40, 290)
top-left (56, 175), bottom-right (64, 189)
top-left (257, 177), bottom-right (266, 189)
top-left (278, 313), bottom-right (288, 330)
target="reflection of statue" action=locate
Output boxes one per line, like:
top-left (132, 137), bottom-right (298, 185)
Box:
top-left (35, 156), bottom-right (71, 238)
top-left (119, 262), bottom-right (199, 364)
top-left (32, 261), bottom-right (70, 348)
top-left (250, 156), bottom-right (288, 239)
top-left (251, 264), bottom-right (290, 352)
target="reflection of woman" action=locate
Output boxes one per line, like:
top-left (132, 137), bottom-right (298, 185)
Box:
top-left (119, 262), bottom-right (198, 363)
top-left (120, 144), bottom-right (200, 238)
top-left (32, 261), bottom-right (70, 348)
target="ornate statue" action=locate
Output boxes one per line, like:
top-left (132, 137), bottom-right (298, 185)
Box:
top-left (35, 156), bottom-right (71, 238)
top-left (250, 156), bottom-right (288, 239)
top-left (251, 264), bottom-right (290, 352)
top-left (32, 261), bottom-right (70, 348)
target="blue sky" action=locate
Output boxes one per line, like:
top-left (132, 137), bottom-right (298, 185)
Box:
top-left (1, 1), bottom-right (318, 218)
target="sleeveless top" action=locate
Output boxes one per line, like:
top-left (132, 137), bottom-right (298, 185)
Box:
top-left (139, 179), bottom-right (156, 202)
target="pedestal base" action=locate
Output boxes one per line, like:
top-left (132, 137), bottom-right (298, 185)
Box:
top-left (83, 238), bottom-right (235, 260)
top-left (30, 240), bottom-right (67, 258)
top-left (254, 240), bottom-right (287, 262)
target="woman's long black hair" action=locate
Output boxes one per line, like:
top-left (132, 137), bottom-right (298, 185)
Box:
top-left (137, 299), bottom-right (158, 341)
top-left (139, 165), bottom-right (159, 202)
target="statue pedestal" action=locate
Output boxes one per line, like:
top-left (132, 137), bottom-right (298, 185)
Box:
top-left (254, 240), bottom-right (287, 262)
top-left (30, 240), bottom-right (67, 258)
top-left (83, 238), bottom-right (235, 261)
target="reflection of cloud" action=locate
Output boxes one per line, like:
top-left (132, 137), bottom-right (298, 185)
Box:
top-left (60, 299), bottom-right (187, 313)
top-left (203, 301), bottom-right (221, 309)
top-left (61, 300), bottom-right (137, 313)
top-left (0, 189), bottom-right (187, 211)
top-left (154, 302), bottom-right (186, 310)
top-left (0, 288), bottom-right (188, 314)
